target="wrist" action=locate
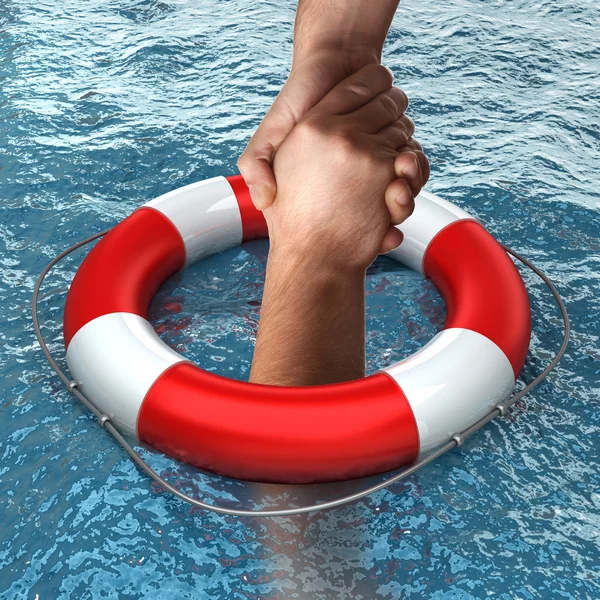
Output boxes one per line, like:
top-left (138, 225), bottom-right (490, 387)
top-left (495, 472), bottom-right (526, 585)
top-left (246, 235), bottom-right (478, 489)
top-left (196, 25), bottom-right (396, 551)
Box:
top-left (292, 39), bottom-right (380, 72)
top-left (292, 0), bottom-right (400, 69)
top-left (268, 239), bottom-right (370, 279)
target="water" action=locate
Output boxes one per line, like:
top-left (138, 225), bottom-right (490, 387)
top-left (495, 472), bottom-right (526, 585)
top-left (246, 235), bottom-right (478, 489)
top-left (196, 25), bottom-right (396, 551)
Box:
top-left (1, 0), bottom-right (599, 598)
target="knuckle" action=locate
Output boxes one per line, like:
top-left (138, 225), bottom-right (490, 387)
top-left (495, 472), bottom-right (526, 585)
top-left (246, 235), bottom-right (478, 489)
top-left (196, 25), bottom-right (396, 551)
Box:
top-left (370, 63), bottom-right (394, 85)
top-left (398, 88), bottom-right (409, 111)
top-left (397, 134), bottom-right (410, 149)
top-left (396, 120), bottom-right (410, 139)
top-left (401, 114), bottom-right (415, 135)
top-left (389, 87), bottom-right (408, 112)
top-left (296, 116), bottom-right (325, 137)
top-left (346, 79), bottom-right (372, 99)
top-left (378, 93), bottom-right (399, 119)
top-left (409, 138), bottom-right (423, 151)
top-left (331, 129), bottom-right (360, 155)
top-left (419, 153), bottom-right (431, 182)
top-left (352, 64), bottom-right (390, 91)
top-left (237, 154), bottom-right (251, 175)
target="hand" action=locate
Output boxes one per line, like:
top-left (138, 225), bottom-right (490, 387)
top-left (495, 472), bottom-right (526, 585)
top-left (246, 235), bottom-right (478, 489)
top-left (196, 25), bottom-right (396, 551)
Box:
top-left (263, 63), bottom-right (419, 271)
top-left (238, 49), bottom-right (378, 209)
top-left (238, 50), bottom-right (429, 223)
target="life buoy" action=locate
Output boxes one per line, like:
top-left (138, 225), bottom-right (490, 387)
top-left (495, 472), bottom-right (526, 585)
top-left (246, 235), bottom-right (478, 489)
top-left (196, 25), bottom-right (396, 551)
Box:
top-left (63, 175), bottom-right (531, 484)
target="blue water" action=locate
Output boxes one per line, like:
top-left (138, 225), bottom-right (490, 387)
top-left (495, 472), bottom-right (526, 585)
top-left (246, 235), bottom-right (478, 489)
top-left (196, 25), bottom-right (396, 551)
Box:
top-left (1, 0), bottom-right (599, 597)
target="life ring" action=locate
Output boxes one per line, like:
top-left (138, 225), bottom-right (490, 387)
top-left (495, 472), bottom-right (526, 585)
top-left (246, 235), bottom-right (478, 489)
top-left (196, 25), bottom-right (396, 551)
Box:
top-left (63, 175), bottom-right (531, 484)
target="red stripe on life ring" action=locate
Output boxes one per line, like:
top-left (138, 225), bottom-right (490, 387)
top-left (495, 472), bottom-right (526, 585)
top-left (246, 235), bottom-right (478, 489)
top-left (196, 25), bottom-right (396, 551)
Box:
top-left (138, 364), bottom-right (419, 484)
top-left (226, 174), bottom-right (268, 242)
top-left (423, 219), bottom-right (531, 377)
top-left (63, 207), bottom-right (185, 348)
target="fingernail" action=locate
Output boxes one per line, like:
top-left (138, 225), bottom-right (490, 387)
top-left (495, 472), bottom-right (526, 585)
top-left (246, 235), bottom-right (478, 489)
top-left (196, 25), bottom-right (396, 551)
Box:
top-left (400, 157), bottom-right (419, 179)
top-left (395, 183), bottom-right (413, 206)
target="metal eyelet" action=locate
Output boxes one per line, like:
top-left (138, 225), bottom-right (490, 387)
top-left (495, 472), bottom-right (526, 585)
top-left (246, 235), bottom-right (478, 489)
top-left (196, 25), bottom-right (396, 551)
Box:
top-left (496, 404), bottom-right (508, 417)
top-left (98, 414), bottom-right (111, 428)
top-left (452, 434), bottom-right (464, 447)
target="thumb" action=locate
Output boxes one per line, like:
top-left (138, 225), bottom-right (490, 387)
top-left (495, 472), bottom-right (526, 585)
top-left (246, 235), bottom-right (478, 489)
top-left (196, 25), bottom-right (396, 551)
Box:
top-left (237, 139), bottom-right (277, 211)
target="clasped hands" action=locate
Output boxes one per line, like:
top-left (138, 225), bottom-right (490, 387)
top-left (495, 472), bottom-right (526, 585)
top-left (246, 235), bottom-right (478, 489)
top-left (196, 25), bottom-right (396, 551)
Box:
top-left (239, 63), bottom-right (430, 272)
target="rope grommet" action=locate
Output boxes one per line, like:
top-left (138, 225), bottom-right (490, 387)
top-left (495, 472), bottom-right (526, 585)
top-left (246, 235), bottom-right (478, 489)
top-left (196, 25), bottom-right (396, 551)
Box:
top-left (496, 403), bottom-right (508, 417)
top-left (452, 434), bottom-right (464, 447)
top-left (98, 414), bottom-right (111, 428)
top-left (67, 380), bottom-right (78, 393)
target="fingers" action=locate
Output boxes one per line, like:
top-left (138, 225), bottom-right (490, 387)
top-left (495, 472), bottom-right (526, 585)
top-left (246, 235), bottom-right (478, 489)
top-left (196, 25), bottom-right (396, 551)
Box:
top-left (374, 114), bottom-right (415, 149)
top-left (238, 89), bottom-right (304, 210)
top-left (384, 177), bottom-right (416, 225)
top-left (402, 137), bottom-right (423, 152)
top-left (382, 140), bottom-right (430, 232)
top-left (317, 64), bottom-right (395, 115)
top-left (237, 156), bottom-right (277, 210)
top-left (342, 87), bottom-right (410, 134)
top-left (394, 145), bottom-right (430, 196)
top-left (378, 224), bottom-right (404, 255)
top-left (237, 135), bottom-right (278, 210)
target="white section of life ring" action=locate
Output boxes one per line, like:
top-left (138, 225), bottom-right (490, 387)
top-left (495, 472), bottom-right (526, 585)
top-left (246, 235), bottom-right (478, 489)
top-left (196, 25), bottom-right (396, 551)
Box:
top-left (66, 313), bottom-right (186, 435)
top-left (380, 328), bottom-right (515, 455)
top-left (146, 176), bottom-right (243, 265)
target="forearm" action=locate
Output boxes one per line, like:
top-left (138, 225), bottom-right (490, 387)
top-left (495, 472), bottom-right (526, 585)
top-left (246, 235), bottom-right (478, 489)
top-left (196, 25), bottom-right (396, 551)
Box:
top-left (249, 247), bottom-right (367, 386)
top-left (293, 0), bottom-right (401, 64)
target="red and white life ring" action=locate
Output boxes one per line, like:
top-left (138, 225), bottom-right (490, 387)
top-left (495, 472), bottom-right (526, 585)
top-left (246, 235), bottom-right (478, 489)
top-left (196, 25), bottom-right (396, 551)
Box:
top-left (63, 175), bottom-right (531, 484)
